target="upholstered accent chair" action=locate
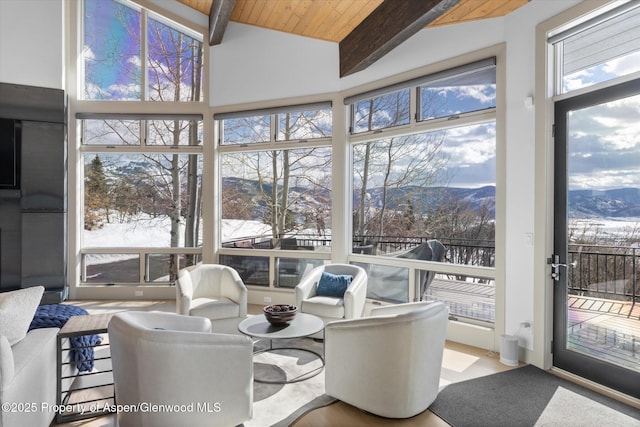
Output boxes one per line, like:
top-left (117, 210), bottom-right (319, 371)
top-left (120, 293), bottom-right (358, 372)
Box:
top-left (176, 264), bottom-right (248, 334)
top-left (324, 301), bottom-right (449, 418)
top-left (108, 311), bottom-right (253, 427)
top-left (295, 263), bottom-right (367, 338)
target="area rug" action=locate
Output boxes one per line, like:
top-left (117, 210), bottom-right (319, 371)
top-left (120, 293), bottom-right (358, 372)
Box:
top-left (243, 338), bottom-right (337, 427)
top-left (430, 364), bottom-right (640, 427)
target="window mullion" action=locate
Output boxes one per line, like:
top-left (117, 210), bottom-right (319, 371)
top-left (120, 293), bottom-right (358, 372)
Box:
top-left (414, 87), bottom-right (421, 123)
top-left (555, 41), bottom-right (564, 96)
top-left (217, 138), bottom-right (332, 155)
top-left (349, 108), bottom-right (496, 145)
top-left (271, 114), bottom-right (277, 143)
top-left (141, 8), bottom-right (148, 101)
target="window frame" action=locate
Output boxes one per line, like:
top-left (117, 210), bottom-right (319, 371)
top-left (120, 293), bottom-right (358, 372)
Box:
top-left (549, 1), bottom-right (640, 97)
top-left (78, 117), bottom-right (204, 285)
top-left (69, 0), bottom-right (210, 288)
top-left (80, 0), bottom-right (205, 102)
top-left (346, 55), bottom-right (501, 329)
top-left (216, 103), bottom-right (334, 289)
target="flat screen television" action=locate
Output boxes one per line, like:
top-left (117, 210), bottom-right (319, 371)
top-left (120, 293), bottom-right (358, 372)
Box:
top-left (0, 118), bottom-right (20, 189)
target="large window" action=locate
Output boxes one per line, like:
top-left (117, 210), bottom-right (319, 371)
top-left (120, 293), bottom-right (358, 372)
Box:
top-left (349, 59), bottom-right (497, 317)
top-left (80, 118), bottom-right (203, 284)
top-left (82, 0), bottom-right (203, 101)
top-left (77, 0), bottom-right (206, 286)
top-left (217, 104), bottom-right (332, 287)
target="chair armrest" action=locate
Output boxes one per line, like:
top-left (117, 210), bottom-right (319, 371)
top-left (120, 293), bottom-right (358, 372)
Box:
top-left (220, 268), bottom-right (248, 317)
top-left (176, 270), bottom-right (193, 315)
top-left (138, 327), bottom-right (252, 348)
top-left (327, 301), bottom-right (447, 331)
top-left (295, 270), bottom-right (321, 306)
top-left (343, 273), bottom-right (368, 319)
top-left (370, 301), bottom-right (439, 317)
top-left (112, 311), bottom-right (212, 333)
top-left (325, 314), bottom-right (403, 332)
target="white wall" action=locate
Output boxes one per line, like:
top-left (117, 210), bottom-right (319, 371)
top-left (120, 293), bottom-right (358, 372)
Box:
top-left (0, 0), bottom-right (64, 89)
top-left (502, 0), bottom-right (582, 351)
top-left (210, 22), bottom-right (340, 107)
top-left (502, 7), bottom-right (540, 347)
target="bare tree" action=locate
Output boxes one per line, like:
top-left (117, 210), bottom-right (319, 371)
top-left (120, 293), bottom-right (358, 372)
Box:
top-left (83, 3), bottom-right (205, 280)
top-left (353, 132), bottom-right (448, 246)
top-left (352, 90), bottom-right (449, 246)
top-left (221, 110), bottom-right (332, 242)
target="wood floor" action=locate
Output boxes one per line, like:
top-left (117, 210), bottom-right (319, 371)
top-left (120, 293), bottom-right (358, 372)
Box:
top-left (52, 300), bottom-right (520, 427)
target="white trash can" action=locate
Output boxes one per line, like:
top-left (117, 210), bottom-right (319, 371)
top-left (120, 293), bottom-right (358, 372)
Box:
top-left (500, 335), bottom-right (519, 366)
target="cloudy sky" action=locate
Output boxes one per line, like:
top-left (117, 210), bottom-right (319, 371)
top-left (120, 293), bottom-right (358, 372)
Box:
top-left (565, 52), bottom-right (640, 191)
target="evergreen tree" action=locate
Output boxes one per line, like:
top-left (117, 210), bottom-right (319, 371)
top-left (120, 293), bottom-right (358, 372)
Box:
top-left (84, 155), bottom-right (110, 229)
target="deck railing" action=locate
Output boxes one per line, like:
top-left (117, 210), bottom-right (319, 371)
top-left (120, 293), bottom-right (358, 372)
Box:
top-left (222, 233), bottom-right (496, 268)
top-left (353, 235), bottom-right (496, 267)
top-left (568, 244), bottom-right (640, 304)
top-left (221, 234), bottom-right (639, 304)
top-left (223, 233), bottom-right (497, 267)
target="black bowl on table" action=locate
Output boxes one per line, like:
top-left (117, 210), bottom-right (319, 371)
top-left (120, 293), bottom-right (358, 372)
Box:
top-left (263, 304), bottom-right (298, 325)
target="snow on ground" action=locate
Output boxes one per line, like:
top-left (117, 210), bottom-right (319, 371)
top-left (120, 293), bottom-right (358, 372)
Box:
top-left (83, 216), bottom-right (272, 265)
top-left (84, 216), bottom-right (174, 247)
top-left (220, 219), bottom-right (272, 242)
top-left (570, 217), bottom-right (640, 241)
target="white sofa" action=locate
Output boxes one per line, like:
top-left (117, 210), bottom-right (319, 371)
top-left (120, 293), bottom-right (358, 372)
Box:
top-left (0, 329), bottom-right (58, 427)
top-left (108, 311), bottom-right (254, 427)
top-left (324, 301), bottom-right (449, 418)
top-left (0, 286), bottom-right (58, 427)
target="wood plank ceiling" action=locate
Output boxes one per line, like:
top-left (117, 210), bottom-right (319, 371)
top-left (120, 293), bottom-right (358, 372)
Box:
top-left (178, 0), bottom-right (528, 42)
top-left (177, 0), bottom-right (528, 76)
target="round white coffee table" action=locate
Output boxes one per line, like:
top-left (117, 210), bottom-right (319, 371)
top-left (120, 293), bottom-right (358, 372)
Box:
top-left (238, 313), bottom-right (324, 384)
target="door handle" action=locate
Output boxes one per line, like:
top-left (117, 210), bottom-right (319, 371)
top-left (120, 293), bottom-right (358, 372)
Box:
top-left (548, 254), bottom-right (576, 281)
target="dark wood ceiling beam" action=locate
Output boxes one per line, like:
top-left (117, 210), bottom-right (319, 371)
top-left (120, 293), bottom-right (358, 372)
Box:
top-left (339, 0), bottom-right (461, 77)
top-left (209, 0), bottom-right (236, 46)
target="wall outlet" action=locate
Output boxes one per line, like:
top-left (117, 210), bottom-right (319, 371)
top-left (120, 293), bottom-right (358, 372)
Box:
top-left (263, 296), bottom-right (272, 303)
top-left (135, 291), bottom-right (143, 297)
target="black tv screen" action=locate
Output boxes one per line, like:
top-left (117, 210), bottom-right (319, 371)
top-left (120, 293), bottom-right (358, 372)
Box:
top-left (0, 118), bottom-right (20, 189)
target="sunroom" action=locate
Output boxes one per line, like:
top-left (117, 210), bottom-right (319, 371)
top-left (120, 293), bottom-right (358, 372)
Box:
top-left (1, 0), bottom-right (639, 424)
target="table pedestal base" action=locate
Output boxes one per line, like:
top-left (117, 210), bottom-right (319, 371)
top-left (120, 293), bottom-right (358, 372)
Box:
top-left (253, 342), bottom-right (324, 384)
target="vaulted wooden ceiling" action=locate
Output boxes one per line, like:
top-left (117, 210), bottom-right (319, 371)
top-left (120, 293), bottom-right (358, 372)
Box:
top-left (176, 0), bottom-right (528, 76)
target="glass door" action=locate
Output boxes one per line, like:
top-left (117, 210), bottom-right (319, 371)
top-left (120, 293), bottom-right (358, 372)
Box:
top-left (553, 78), bottom-right (640, 399)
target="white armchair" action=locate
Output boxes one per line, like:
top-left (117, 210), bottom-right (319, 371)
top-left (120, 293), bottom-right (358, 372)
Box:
top-left (324, 301), bottom-right (449, 418)
top-left (176, 264), bottom-right (248, 334)
top-left (108, 311), bottom-right (253, 427)
top-left (295, 263), bottom-right (367, 338)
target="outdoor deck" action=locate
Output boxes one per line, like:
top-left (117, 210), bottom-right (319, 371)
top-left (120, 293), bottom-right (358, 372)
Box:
top-left (427, 277), bottom-right (495, 322)
top-left (567, 295), bottom-right (640, 371)
top-left (427, 277), bottom-right (640, 372)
